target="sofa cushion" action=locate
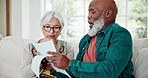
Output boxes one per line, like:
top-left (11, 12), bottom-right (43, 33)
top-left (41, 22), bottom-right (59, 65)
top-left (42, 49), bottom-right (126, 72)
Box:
top-left (133, 48), bottom-right (148, 78)
top-left (132, 39), bottom-right (148, 78)
top-left (132, 39), bottom-right (148, 63)
top-left (0, 34), bottom-right (3, 40)
top-left (0, 36), bottom-right (148, 78)
top-left (0, 36), bottom-right (36, 78)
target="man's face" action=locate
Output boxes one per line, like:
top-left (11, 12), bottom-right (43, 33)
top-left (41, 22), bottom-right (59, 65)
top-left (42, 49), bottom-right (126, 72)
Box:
top-left (87, 0), bottom-right (106, 36)
top-left (88, 0), bottom-right (104, 28)
top-left (88, 17), bottom-right (104, 37)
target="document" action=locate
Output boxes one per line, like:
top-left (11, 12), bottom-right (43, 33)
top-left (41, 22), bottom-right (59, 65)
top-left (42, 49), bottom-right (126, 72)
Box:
top-left (31, 40), bottom-right (71, 78)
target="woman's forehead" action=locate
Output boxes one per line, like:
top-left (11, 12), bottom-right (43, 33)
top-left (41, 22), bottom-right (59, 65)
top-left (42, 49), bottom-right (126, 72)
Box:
top-left (47, 17), bottom-right (61, 25)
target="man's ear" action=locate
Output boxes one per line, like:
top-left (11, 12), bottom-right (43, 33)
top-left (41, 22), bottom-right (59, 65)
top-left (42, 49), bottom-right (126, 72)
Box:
top-left (104, 9), bottom-right (113, 18)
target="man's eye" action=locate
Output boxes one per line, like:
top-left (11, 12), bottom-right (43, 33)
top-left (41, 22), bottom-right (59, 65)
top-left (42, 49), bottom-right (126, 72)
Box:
top-left (91, 11), bottom-right (95, 14)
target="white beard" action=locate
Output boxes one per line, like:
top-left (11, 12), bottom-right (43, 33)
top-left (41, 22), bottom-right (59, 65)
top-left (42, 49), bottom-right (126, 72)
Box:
top-left (88, 18), bottom-right (104, 37)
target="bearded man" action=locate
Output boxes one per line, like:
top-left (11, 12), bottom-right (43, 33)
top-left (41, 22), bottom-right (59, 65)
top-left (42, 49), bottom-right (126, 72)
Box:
top-left (47, 0), bottom-right (134, 78)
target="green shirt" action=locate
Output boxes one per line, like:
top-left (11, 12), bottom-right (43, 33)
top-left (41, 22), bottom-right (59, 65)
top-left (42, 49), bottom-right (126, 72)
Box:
top-left (68, 23), bottom-right (134, 78)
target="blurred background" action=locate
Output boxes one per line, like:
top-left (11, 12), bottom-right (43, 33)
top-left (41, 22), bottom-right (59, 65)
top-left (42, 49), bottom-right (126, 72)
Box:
top-left (0, 0), bottom-right (148, 41)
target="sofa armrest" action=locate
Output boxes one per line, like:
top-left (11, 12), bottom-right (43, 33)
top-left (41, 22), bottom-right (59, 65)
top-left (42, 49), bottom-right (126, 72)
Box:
top-left (132, 39), bottom-right (148, 64)
top-left (0, 36), bottom-right (36, 78)
top-left (133, 48), bottom-right (148, 78)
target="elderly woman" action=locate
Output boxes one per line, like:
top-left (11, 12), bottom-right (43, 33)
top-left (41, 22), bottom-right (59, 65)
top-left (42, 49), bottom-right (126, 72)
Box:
top-left (32, 11), bottom-right (74, 78)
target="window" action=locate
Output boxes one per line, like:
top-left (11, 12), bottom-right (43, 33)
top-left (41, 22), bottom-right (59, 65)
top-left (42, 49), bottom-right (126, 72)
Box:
top-left (115, 0), bottom-right (148, 38)
top-left (44, 0), bottom-right (148, 40)
top-left (44, 0), bottom-right (91, 41)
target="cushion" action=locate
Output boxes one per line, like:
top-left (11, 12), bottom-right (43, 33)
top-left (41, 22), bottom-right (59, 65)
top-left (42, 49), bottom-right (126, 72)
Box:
top-left (0, 34), bottom-right (3, 40)
top-left (0, 36), bottom-right (36, 78)
top-left (132, 39), bottom-right (148, 63)
top-left (133, 48), bottom-right (148, 78)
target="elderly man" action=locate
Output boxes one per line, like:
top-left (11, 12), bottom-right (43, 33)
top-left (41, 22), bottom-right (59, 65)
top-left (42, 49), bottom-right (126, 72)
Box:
top-left (48, 0), bottom-right (134, 78)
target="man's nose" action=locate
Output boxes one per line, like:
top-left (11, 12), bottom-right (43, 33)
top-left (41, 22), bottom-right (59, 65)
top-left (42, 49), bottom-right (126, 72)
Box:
top-left (87, 14), bottom-right (91, 20)
top-left (87, 16), bottom-right (90, 20)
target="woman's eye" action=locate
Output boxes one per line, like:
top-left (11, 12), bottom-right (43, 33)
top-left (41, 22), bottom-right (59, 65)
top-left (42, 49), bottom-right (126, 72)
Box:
top-left (55, 27), bottom-right (61, 29)
top-left (46, 26), bottom-right (50, 28)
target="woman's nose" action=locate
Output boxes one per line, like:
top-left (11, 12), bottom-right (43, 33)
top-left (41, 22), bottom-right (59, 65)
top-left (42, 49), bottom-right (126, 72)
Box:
top-left (49, 28), bottom-right (54, 33)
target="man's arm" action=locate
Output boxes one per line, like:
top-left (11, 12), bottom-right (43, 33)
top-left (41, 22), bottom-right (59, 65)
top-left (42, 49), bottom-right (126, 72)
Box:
top-left (68, 29), bottom-right (133, 78)
top-left (48, 28), bottom-right (133, 78)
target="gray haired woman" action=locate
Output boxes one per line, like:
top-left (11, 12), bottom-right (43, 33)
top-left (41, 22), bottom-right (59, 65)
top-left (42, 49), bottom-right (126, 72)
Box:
top-left (32, 11), bottom-right (74, 78)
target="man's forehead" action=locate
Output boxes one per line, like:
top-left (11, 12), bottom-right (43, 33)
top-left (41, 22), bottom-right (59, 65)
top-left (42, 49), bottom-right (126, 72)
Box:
top-left (89, 0), bottom-right (114, 9)
top-left (90, 0), bottom-right (114, 5)
top-left (88, 0), bottom-right (102, 11)
top-left (89, 0), bottom-right (97, 7)
top-left (88, 0), bottom-right (98, 9)
top-left (92, 0), bottom-right (114, 2)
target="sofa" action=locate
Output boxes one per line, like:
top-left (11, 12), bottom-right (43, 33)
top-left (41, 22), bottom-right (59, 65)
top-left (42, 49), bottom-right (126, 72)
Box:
top-left (0, 36), bottom-right (148, 78)
top-left (0, 34), bottom-right (3, 40)
top-left (132, 39), bottom-right (148, 78)
top-left (0, 36), bottom-right (36, 78)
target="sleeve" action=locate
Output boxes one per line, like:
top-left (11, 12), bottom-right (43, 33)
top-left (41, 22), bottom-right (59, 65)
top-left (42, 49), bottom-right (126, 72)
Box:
top-left (67, 28), bottom-right (133, 78)
top-left (20, 43), bottom-right (35, 78)
top-left (65, 42), bottom-right (75, 60)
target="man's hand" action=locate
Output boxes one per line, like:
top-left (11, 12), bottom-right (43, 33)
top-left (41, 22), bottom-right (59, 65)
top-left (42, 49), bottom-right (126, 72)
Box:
top-left (47, 52), bottom-right (70, 70)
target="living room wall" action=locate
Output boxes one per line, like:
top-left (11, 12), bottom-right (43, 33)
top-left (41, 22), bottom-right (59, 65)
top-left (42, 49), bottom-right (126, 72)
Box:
top-left (0, 0), bottom-right (44, 39)
top-left (0, 0), bottom-right (6, 37)
top-left (10, 0), bottom-right (43, 39)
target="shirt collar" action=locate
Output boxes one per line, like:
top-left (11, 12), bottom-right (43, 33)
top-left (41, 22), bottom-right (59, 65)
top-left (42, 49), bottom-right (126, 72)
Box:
top-left (97, 22), bottom-right (115, 35)
top-left (86, 22), bottom-right (115, 41)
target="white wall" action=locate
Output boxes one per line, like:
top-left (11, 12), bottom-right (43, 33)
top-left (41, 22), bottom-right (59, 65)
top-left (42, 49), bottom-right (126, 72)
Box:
top-left (10, 0), bottom-right (43, 39)
top-left (29, 0), bottom-right (42, 39)
top-left (22, 0), bottom-right (30, 39)
top-left (10, 0), bottom-right (22, 37)
top-left (0, 0), bottom-right (6, 36)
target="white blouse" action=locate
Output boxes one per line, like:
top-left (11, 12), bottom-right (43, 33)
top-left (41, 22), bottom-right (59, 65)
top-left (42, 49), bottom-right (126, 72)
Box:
top-left (55, 40), bottom-right (74, 60)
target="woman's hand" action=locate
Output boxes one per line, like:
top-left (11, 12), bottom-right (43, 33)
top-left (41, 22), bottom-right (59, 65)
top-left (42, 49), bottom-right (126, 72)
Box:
top-left (31, 48), bottom-right (37, 57)
top-left (40, 58), bottom-right (52, 70)
top-left (40, 58), bottom-right (53, 78)
top-left (40, 74), bottom-right (55, 78)
top-left (38, 38), bottom-right (51, 43)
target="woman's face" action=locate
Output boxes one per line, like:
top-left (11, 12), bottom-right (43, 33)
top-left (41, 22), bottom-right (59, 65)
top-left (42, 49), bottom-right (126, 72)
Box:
top-left (42, 17), bottom-right (62, 40)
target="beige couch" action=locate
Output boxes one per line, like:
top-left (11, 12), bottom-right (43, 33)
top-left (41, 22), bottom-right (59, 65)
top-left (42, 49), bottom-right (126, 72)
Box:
top-left (0, 34), bottom-right (3, 40)
top-left (0, 36), bottom-right (36, 78)
top-left (0, 36), bottom-right (148, 78)
top-left (132, 39), bottom-right (148, 78)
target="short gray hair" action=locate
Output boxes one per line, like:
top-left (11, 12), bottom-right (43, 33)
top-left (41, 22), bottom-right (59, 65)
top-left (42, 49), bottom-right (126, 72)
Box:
top-left (40, 11), bottom-right (64, 30)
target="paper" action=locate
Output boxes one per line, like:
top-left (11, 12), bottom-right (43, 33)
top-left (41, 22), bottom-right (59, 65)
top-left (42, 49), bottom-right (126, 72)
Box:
top-left (31, 40), bottom-right (71, 78)
top-left (31, 55), bottom-right (49, 77)
top-left (31, 40), bottom-right (56, 56)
